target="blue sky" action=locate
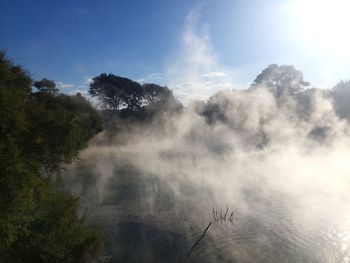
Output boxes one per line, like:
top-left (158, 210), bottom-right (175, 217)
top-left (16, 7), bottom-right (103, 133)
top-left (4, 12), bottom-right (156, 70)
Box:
top-left (1, 0), bottom-right (349, 101)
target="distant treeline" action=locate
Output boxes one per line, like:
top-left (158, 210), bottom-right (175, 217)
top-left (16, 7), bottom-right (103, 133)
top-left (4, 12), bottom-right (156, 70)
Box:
top-left (88, 64), bottom-right (350, 132)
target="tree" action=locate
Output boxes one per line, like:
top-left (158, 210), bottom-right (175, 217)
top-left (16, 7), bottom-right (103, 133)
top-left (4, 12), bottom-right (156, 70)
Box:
top-left (89, 73), bottom-right (182, 113)
top-left (143, 83), bottom-right (173, 105)
top-left (89, 73), bottom-right (144, 111)
top-left (252, 64), bottom-right (310, 97)
top-left (0, 52), bottom-right (102, 262)
top-left (331, 80), bottom-right (350, 120)
top-left (28, 92), bottom-right (103, 172)
top-left (7, 193), bottom-right (102, 263)
top-left (0, 51), bottom-right (35, 257)
top-left (34, 78), bottom-right (58, 94)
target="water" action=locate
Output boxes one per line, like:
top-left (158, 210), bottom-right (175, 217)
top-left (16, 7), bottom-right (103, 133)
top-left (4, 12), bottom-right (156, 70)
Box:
top-left (190, 207), bottom-right (350, 262)
top-left (65, 163), bottom-right (350, 263)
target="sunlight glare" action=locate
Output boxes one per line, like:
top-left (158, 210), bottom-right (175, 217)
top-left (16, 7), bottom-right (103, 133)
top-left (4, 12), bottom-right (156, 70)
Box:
top-left (294, 0), bottom-right (350, 57)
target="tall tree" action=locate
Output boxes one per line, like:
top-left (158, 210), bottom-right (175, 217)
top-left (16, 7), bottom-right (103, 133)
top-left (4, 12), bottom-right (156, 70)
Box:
top-left (34, 78), bottom-right (58, 94)
top-left (252, 64), bottom-right (310, 97)
top-left (89, 73), bottom-right (144, 111)
top-left (89, 73), bottom-right (182, 117)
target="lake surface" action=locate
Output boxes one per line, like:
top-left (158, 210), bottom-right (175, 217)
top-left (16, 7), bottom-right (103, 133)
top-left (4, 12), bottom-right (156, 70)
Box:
top-left (65, 162), bottom-right (350, 263)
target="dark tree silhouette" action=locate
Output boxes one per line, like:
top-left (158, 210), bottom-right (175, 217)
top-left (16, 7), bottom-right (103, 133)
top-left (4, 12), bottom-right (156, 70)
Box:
top-left (252, 64), bottom-right (310, 96)
top-left (143, 83), bottom-right (173, 105)
top-left (34, 78), bottom-right (58, 94)
top-left (89, 74), bottom-right (144, 111)
top-left (89, 73), bottom-right (182, 115)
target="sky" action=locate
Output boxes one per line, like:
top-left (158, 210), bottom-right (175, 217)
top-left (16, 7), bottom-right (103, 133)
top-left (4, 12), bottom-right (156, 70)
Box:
top-left (1, 0), bottom-right (350, 102)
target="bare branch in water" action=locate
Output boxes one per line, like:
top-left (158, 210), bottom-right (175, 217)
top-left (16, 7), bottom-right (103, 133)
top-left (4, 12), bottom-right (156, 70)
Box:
top-left (184, 222), bottom-right (212, 262)
top-left (223, 204), bottom-right (229, 221)
top-left (229, 211), bottom-right (234, 222)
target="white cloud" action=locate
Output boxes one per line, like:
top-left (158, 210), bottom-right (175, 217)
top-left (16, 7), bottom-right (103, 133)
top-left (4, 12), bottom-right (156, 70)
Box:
top-left (201, 71), bottom-right (227, 78)
top-left (57, 81), bottom-right (75, 89)
top-left (57, 78), bottom-right (90, 96)
top-left (173, 80), bottom-right (235, 102)
top-left (68, 89), bottom-right (88, 95)
top-left (84, 77), bottom-right (93, 85)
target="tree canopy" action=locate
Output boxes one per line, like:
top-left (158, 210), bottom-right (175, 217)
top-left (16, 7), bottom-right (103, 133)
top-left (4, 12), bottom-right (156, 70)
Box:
top-left (143, 83), bottom-right (173, 105)
top-left (89, 73), bottom-right (144, 111)
top-left (34, 78), bottom-right (58, 94)
top-left (89, 73), bottom-right (180, 113)
top-left (331, 80), bottom-right (350, 120)
top-left (252, 64), bottom-right (310, 96)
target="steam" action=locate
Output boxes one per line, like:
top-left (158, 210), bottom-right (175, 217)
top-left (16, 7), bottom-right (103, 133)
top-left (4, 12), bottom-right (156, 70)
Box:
top-left (64, 84), bottom-right (350, 261)
top-left (58, 6), bottom-right (350, 262)
top-left (165, 8), bottom-right (237, 103)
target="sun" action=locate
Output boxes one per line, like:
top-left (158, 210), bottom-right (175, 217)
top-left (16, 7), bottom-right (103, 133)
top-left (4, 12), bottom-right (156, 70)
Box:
top-left (293, 0), bottom-right (350, 57)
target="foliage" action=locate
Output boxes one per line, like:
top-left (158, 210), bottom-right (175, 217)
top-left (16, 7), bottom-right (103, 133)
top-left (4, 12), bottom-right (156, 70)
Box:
top-left (142, 83), bottom-right (172, 105)
top-left (89, 73), bottom-right (181, 113)
top-left (7, 192), bottom-right (102, 263)
top-left (0, 52), bottom-right (102, 262)
top-left (28, 92), bottom-right (102, 172)
top-left (331, 80), bottom-right (350, 120)
top-left (252, 64), bottom-right (310, 97)
top-left (34, 78), bottom-right (58, 94)
top-left (89, 73), bottom-right (144, 111)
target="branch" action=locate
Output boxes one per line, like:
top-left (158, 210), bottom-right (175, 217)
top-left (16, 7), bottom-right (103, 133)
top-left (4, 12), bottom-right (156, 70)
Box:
top-left (184, 222), bottom-right (212, 262)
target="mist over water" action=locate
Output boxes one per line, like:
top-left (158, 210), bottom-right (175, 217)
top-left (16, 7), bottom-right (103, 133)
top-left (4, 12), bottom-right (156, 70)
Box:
top-left (64, 84), bottom-right (350, 262)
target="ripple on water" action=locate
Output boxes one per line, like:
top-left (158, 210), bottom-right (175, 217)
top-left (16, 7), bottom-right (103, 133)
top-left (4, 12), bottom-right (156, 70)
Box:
top-left (186, 196), bottom-right (350, 263)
